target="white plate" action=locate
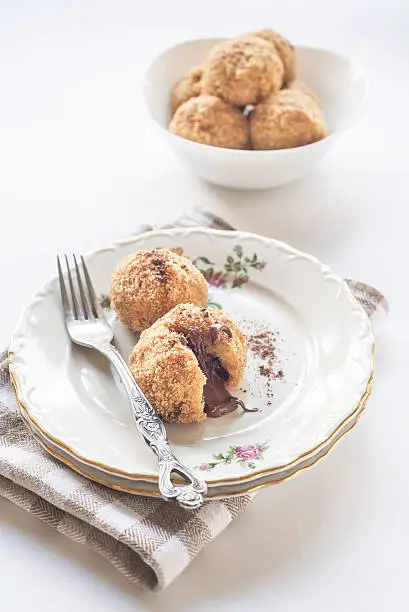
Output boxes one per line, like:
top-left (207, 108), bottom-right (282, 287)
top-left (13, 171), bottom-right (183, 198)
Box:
top-left (9, 228), bottom-right (374, 488)
top-left (15, 379), bottom-right (371, 498)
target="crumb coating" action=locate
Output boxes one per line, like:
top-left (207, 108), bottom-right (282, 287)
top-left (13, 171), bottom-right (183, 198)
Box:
top-left (110, 249), bottom-right (208, 331)
top-left (170, 94), bottom-right (248, 149)
top-left (129, 303), bottom-right (247, 423)
top-left (201, 37), bottom-right (284, 106)
top-left (171, 66), bottom-right (203, 113)
top-left (251, 29), bottom-right (296, 84)
top-left (250, 89), bottom-right (327, 150)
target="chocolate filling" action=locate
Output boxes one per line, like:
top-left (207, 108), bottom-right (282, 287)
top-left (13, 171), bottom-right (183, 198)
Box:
top-left (184, 323), bottom-right (252, 418)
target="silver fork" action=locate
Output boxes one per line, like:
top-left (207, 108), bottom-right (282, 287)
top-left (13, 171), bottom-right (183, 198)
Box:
top-left (57, 254), bottom-right (207, 510)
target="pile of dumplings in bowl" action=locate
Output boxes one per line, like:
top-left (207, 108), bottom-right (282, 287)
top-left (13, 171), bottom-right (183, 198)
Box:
top-left (169, 29), bottom-right (328, 151)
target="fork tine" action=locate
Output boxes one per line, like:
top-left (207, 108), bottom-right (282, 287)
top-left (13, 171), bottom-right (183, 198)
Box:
top-left (81, 256), bottom-right (102, 319)
top-left (57, 256), bottom-right (72, 317)
top-left (64, 254), bottom-right (80, 319)
top-left (73, 254), bottom-right (90, 319)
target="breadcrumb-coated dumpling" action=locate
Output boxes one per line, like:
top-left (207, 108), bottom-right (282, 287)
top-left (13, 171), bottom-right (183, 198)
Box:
top-left (171, 66), bottom-right (203, 113)
top-left (169, 95), bottom-right (248, 149)
top-left (251, 29), bottom-right (296, 84)
top-left (201, 37), bottom-right (284, 107)
top-left (110, 249), bottom-right (208, 331)
top-left (250, 89), bottom-right (327, 150)
top-left (130, 303), bottom-right (248, 423)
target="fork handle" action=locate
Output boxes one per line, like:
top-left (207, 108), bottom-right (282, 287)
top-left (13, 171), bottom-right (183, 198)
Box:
top-left (102, 345), bottom-right (207, 509)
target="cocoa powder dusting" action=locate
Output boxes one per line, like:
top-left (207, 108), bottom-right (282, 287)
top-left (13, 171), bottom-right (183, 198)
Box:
top-left (149, 252), bottom-right (167, 283)
top-left (247, 329), bottom-right (284, 385)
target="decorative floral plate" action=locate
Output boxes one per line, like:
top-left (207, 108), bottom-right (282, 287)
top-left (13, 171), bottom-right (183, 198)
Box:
top-left (9, 228), bottom-right (374, 490)
top-left (15, 385), bottom-right (370, 498)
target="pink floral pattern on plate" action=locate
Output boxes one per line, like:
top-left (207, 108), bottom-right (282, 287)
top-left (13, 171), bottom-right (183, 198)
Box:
top-left (193, 244), bottom-right (266, 290)
top-left (197, 441), bottom-right (269, 471)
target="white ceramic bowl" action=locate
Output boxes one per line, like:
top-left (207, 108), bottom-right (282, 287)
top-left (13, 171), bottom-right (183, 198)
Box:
top-left (143, 38), bottom-right (369, 190)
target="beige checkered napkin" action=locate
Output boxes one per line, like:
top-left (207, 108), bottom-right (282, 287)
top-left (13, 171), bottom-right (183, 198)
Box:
top-left (0, 211), bottom-right (388, 590)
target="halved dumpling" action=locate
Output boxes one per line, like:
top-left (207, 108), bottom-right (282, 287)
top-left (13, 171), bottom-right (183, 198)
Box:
top-left (129, 303), bottom-right (248, 423)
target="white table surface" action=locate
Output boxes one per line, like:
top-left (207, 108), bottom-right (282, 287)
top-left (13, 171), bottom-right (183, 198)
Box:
top-left (1, 1), bottom-right (408, 610)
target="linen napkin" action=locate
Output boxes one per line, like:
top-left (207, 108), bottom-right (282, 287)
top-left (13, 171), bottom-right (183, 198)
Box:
top-left (0, 210), bottom-right (388, 590)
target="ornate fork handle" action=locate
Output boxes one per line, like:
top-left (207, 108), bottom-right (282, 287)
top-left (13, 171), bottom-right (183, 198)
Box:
top-left (102, 344), bottom-right (207, 509)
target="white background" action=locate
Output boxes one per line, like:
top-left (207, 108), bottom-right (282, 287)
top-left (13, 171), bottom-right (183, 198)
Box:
top-left (1, 1), bottom-right (408, 610)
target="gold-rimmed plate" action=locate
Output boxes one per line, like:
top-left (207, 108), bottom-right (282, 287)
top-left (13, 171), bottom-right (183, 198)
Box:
top-left (15, 374), bottom-right (371, 498)
top-left (9, 228), bottom-right (374, 489)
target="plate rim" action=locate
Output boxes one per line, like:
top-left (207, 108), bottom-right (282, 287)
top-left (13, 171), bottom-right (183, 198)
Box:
top-left (9, 361), bottom-right (374, 486)
top-left (13, 371), bottom-right (372, 498)
top-left (9, 227), bottom-right (375, 484)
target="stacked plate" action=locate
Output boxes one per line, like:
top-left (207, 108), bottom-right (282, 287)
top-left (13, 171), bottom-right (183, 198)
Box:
top-left (9, 228), bottom-right (374, 499)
